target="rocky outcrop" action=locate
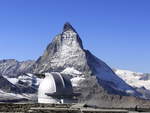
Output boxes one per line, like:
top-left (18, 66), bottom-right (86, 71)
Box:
top-left (77, 76), bottom-right (150, 108)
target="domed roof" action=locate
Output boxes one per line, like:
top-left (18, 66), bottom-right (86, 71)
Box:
top-left (38, 72), bottom-right (73, 101)
top-left (50, 72), bottom-right (73, 95)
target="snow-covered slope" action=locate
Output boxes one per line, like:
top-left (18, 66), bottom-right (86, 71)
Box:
top-left (0, 73), bottom-right (42, 102)
top-left (0, 74), bottom-right (33, 101)
top-left (114, 69), bottom-right (150, 90)
top-left (3, 73), bottom-right (42, 93)
top-left (114, 69), bottom-right (150, 98)
top-left (0, 89), bottom-right (37, 102)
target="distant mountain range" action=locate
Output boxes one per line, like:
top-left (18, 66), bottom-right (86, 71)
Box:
top-left (0, 23), bottom-right (150, 107)
top-left (113, 69), bottom-right (150, 99)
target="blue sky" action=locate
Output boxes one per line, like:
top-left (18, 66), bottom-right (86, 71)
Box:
top-left (0, 0), bottom-right (150, 73)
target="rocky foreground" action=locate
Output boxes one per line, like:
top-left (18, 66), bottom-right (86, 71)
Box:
top-left (0, 103), bottom-right (149, 113)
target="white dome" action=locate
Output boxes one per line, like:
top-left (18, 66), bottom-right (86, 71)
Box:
top-left (38, 72), bottom-right (73, 103)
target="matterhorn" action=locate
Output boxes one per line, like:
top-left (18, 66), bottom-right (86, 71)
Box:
top-left (32, 22), bottom-right (137, 95)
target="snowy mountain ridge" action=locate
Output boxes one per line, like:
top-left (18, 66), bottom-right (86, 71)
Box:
top-left (114, 69), bottom-right (150, 90)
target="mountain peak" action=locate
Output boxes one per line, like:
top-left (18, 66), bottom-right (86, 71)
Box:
top-left (63, 22), bottom-right (76, 32)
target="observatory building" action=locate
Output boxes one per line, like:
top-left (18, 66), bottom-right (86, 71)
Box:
top-left (38, 72), bottom-right (78, 104)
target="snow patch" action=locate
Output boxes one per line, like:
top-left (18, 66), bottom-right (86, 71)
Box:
top-left (3, 76), bottom-right (18, 84)
top-left (61, 67), bottom-right (82, 77)
top-left (61, 67), bottom-right (85, 87)
top-left (71, 77), bottom-right (85, 87)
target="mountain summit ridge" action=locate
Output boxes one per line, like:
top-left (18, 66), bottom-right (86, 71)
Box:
top-left (63, 22), bottom-right (77, 32)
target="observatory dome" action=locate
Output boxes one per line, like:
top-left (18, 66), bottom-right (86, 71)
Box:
top-left (38, 72), bottom-right (73, 103)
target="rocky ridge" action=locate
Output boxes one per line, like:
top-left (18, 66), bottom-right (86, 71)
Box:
top-left (0, 59), bottom-right (34, 77)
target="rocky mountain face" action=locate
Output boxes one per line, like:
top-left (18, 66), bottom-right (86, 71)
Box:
top-left (76, 76), bottom-right (150, 108)
top-left (0, 59), bottom-right (34, 77)
top-left (0, 23), bottom-right (150, 107)
top-left (33, 23), bottom-right (90, 75)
